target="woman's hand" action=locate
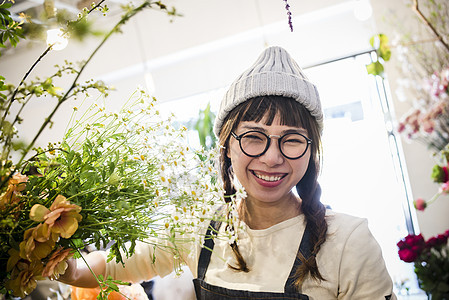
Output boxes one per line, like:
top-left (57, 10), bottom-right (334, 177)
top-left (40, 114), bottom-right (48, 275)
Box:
top-left (58, 257), bottom-right (77, 285)
top-left (57, 251), bottom-right (107, 288)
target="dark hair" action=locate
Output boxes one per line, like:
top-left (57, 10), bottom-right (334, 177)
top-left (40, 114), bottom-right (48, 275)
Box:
top-left (218, 95), bottom-right (327, 288)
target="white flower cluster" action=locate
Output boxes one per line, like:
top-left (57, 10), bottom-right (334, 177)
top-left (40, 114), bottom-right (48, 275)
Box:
top-left (67, 88), bottom-right (245, 264)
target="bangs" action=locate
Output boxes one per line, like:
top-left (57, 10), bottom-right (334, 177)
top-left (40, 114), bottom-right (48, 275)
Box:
top-left (239, 96), bottom-right (308, 129)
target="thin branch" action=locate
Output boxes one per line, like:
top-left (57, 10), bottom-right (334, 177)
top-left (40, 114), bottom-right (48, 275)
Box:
top-left (393, 37), bottom-right (440, 49)
top-left (412, 0), bottom-right (449, 53)
top-left (3, 46), bottom-right (52, 115)
top-left (3, 0), bottom-right (107, 111)
top-left (14, 1), bottom-right (157, 170)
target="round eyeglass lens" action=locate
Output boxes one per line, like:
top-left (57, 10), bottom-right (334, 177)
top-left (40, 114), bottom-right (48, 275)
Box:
top-left (280, 133), bottom-right (309, 158)
top-left (239, 131), bottom-right (268, 156)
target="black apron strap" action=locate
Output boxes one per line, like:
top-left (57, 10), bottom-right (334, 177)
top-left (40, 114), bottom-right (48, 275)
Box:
top-left (197, 218), bottom-right (223, 280)
top-left (284, 222), bottom-right (313, 293)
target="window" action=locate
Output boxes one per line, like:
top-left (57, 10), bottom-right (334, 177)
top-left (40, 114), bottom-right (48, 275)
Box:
top-left (157, 51), bottom-right (424, 297)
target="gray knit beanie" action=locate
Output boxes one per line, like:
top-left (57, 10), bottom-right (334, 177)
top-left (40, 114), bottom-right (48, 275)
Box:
top-left (213, 46), bottom-right (323, 136)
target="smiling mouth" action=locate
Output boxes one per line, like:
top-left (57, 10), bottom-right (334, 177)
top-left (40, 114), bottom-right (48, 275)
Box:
top-left (252, 171), bottom-right (286, 182)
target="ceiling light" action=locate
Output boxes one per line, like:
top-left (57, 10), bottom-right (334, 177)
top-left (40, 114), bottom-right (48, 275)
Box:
top-left (46, 28), bottom-right (68, 51)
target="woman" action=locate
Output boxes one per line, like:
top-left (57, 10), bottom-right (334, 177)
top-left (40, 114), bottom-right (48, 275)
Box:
top-left (60, 46), bottom-right (396, 299)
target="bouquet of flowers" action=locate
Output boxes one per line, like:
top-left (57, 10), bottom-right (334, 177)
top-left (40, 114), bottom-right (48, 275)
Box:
top-left (397, 230), bottom-right (449, 299)
top-left (0, 90), bottom-right (230, 298)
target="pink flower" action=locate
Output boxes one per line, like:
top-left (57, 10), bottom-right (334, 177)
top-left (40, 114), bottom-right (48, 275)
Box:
top-left (30, 195), bottom-right (82, 239)
top-left (440, 182), bottom-right (449, 194)
top-left (414, 198), bottom-right (427, 211)
top-left (421, 118), bottom-right (435, 133)
top-left (42, 247), bottom-right (73, 279)
top-left (0, 173), bottom-right (28, 212)
top-left (428, 101), bottom-right (445, 118)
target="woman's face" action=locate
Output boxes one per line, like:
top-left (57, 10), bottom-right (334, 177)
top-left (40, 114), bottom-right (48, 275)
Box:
top-left (227, 113), bottom-right (311, 206)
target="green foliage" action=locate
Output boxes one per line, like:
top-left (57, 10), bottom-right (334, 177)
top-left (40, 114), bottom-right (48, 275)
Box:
top-left (366, 33), bottom-right (391, 77)
top-left (15, 98), bottom-right (159, 259)
top-left (0, 75), bottom-right (7, 100)
top-left (414, 246), bottom-right (449, 299)
top-left (0, 1), bottom-right (25, 56)
top-left (194, 102), bottom-right (217, 150)
top-left (370, 33), bottom-right (391, 61)
top-left (97, 275), bottom-right (131, 300)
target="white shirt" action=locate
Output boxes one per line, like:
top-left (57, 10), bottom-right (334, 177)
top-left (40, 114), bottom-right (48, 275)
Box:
top-left (105, 210), bottom-right (397, 300)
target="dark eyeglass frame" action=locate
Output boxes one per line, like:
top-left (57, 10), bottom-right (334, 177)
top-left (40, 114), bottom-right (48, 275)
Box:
top-left (231, 130), bottom-right (312, 160)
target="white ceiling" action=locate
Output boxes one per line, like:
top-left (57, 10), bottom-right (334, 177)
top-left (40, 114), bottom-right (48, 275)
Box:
top-left (1, 0), bottom-right (377, 146)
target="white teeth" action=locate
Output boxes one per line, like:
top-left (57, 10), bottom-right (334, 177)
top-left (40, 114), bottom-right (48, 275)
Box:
top-left (254, 173), bottom-right (282, 182)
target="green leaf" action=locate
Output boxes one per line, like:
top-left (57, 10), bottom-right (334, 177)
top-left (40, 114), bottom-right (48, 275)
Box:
top-left (0, 2), bottom-right (13, 10)
top-left (370, 33), bottom-right (391, 62)
top-left (366, 61), bottom-right (384, 77)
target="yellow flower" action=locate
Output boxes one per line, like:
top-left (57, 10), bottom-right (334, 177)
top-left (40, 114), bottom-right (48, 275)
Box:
top-left (0, 173), bottom-right (28, 212)
top-left (5, 259), bottom-right (44, 298)
top-left (42, 247), bottom-right (73, 279)
top-left (7, 248), bottom-right (21, 272)
top-left (30, 195), bottom-right (82, 239)
top-left (19, 226), bottom-right (57, 261)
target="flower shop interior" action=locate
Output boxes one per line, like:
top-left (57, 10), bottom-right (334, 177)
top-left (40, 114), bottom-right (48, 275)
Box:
top-left (1, 0), bottom-right (448, 299)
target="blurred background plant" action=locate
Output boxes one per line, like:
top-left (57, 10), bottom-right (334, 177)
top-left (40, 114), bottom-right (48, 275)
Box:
top-left (388, 2), bottom-right (449, 296)
top-left (397, 230), bottom-right (449, 299)
top-left (393, 0), bottom-right (449, 153)
top-left (193, 102), bottom-right (216, 151)
top-left (366, 33), bottom-right (391, 78)
top-left (388, 0), bottom-right (449, 213)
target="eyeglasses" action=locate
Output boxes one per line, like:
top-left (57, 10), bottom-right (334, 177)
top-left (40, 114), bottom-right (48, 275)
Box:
top-left (231, 130), bottom-right (312, 160)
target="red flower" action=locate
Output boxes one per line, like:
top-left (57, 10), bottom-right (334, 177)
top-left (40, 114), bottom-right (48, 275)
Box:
top-left (397, 233), bottom-right (426, 263)
top-left (398, 248), bottom-right (419, 262)
top-left (426, 237), bottom-right (440, 248)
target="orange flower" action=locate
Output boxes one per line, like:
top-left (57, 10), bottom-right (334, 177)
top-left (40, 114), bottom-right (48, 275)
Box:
top-left (42, 247), bottom-right (73, 279)
top-left (5, 259), bottom-right (44, 298)
top-left (0, 173), bottom-right (28, 212)
top-left (19, 226), bottom-right (58, 261)
top-left (30, 195), bottom-right (82, 239)
top-left (71, 284), bottom-right (147, 300)
top-left (71, 286), bottom-right (103, 300)
top-left (71, 286), bottom-right (127, 300)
